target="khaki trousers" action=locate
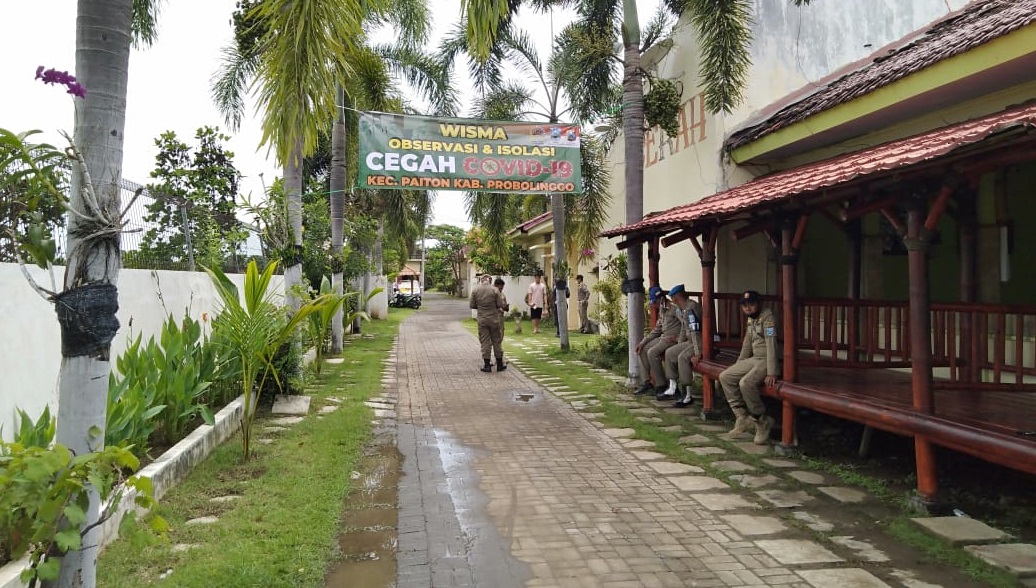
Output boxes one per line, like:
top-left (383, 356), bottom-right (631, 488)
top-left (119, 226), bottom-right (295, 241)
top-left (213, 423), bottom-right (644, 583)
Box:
top-left (718, 357), bottom-right (767, 416)
top-left (677, 345), bottom-right (701, 389)
top-left (664, 341), bottom-right (691, 381)
top-left (479, 319), bottom-right (503, 361)
top-left (642, 338), bottom-right (676, 388)
top-left (578, 301), bottom-right (589, 332)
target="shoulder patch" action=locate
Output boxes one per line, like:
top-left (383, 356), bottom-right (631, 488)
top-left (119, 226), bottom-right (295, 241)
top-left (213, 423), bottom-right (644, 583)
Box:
top-left (764, 326), bottom-right (776, 337)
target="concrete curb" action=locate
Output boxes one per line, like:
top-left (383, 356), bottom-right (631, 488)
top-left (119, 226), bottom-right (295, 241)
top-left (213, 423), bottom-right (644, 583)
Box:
top-left (0, 394), bottom-right (247, 588)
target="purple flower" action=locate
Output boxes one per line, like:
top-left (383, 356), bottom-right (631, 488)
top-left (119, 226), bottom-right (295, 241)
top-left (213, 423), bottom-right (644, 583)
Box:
top-left (35, 65), bottom-right (87, 98)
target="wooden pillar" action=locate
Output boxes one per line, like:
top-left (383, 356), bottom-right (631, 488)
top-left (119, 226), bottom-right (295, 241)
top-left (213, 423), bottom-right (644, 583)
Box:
top-left (906, 197), bottom-right (938, 501)
top-left (780, 216), bottom-right (807, 447)
top-left (648, 236), bottom-right (661, 328)
top-left (847, 219), bottom-right (864, 362)
top-left (957, 190), bottom-right (978, 383)
top-left (699, 228), bottom-right (719, 414)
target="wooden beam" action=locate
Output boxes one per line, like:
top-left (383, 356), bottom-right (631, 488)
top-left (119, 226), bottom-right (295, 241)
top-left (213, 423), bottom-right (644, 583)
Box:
top-left (688, 235), bottom-right (703, 257)
top-left (616, 234), bottom-right (651, 251)
top-left (733, 220), bottom-right (777, 241)
top-left (661, 227), bottom-right (697, 248)
top-left (924, 182), bottom-right (955, 232)
top-left (880, 207), bottom-right (906, 236)
top-left (791, 214), bottom-right (810, 250)
top-left (843, 194), bottom-right (900, 221)
top-left (763, 229), bottom-right (779, 251)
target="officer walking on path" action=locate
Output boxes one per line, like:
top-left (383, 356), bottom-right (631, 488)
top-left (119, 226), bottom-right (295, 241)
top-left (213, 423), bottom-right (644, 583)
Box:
top-left (659, 285), bottom-right (703, 406)
top-left (470, 275), bottom-right (507, 372)
top-left (719, 290), bottom-right (778, 444)
top-left (576, 275), bottom-right (591, 333)
top-left (633, 286), bottom-right (680, 396)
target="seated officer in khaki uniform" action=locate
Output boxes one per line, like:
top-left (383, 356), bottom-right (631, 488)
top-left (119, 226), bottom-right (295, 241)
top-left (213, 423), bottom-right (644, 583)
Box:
top-left (719, 290), bottom-right (778, 444)
top-left (469, 275), bottom-right (507, 372)
top-left (662, 285), bottom-right (703, 407)
top-left (633, 286), bottom-right (681, 396)
top-left (657, 284), bottom-right (689, 401)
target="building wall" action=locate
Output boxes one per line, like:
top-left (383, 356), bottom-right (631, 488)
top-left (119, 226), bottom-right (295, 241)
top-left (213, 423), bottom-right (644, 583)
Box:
top-left (0, 264), bottom-right (281, 440)
top-left (597, 0), bottom-right (969, 295)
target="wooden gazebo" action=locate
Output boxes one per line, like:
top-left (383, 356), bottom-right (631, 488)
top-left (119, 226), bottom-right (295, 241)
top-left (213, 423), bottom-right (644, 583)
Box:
top-left (603, 103), bottom-right (1036, 501)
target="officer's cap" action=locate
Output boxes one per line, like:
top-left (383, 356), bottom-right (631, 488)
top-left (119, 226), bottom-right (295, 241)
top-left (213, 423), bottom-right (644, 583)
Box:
top-left (648, 285), bottom-right (665, 303)
top-left (668, 284), bottom-right (686, 298)
top-left (740, 290), bottom-right (761, 305)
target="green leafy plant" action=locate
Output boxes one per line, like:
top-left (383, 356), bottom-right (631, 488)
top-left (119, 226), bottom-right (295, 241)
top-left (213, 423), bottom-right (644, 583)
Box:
top-left (206, 260), bottom-right (326, 460)
top-left (0, 441), bottom-right (165, 584)
top-left (107, 314), bottom-right (220, 457)
top-left (9, 406), bottom-right (56, 449)
top-left (307, 276), bottom-right (347, 376)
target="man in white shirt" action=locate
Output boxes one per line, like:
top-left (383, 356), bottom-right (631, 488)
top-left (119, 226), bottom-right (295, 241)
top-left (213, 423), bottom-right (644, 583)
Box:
top-left (525, 273), bottom-right (547, 334)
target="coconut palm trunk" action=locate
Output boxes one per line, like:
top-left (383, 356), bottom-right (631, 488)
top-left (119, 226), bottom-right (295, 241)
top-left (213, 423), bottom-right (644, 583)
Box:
top-left (284, 137), bottom-right (304, 311)
top-left (48, 2), bottom-right (133, 586)
top-left (621, 0), bottom-right (645, 387)
top-left (329, 86), bottom-right (346, 352)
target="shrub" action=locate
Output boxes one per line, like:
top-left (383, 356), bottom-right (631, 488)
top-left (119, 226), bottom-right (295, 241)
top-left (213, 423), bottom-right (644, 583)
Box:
top-left (0, 441), bottom-right (164, 582)
top-left (7, 406), bottom-right (56, 449)
top-left (107, 314), bottom-right (219, 458)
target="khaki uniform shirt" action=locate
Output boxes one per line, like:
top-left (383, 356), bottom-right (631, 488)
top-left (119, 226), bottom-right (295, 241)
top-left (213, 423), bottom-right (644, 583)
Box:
top-left (470, 284), bottom-right (505, 325)
top-left (577, 283), bottom-right (590, 303)
top-left (498, 290), bottom-right (509, 317)
top-left (641, 302), bottom-right (680, 346)
top-left (680, 300), bottom-right (704, 357)
top-left (739, 307), bottom-right (779, 376)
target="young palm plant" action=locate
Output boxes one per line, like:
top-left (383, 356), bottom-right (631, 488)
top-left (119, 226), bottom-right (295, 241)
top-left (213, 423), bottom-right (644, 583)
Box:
top-left (206, 260), bottom-right (326, 460)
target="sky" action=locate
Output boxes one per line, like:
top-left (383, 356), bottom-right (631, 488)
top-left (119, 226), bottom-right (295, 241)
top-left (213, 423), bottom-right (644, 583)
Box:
top-left (0, 0), bottom-right (657, 233)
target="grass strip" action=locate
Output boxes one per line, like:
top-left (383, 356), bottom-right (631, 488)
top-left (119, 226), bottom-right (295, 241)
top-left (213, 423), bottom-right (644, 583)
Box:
top-left (98, 309), bottom-right (412, 588)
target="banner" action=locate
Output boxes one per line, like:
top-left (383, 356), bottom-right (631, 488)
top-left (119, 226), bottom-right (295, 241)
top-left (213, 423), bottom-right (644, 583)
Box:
top-left (358, 112), bottom-right (582, 194)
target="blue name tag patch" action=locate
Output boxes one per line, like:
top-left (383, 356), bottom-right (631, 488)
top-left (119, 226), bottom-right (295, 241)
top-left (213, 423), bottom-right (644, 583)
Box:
top-left (765, 326), bottom-right (776, 337)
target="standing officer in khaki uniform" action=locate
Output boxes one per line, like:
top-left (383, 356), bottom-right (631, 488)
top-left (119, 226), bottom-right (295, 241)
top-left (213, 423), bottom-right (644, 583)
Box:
top-left (659, 285), bottom-right (703, 407)
top-left (719, 290), bottom-right (778, 444)
top-left (576, 275), bottom-right (591, 333)
top-left (470, 275), bottom-right (507, 372)
top-left (633, 286), bottom-right (681, 396)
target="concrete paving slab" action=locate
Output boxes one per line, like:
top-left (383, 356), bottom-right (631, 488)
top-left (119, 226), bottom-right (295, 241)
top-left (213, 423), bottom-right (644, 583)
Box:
top-left (755, 539), bottom-right (844, 565)
top-left (965, 543), bottom-right (1036, 577)
top-left (720, 514), bottom-right (788, 536)
top-left (730, 474), bottom-right (780, 488)
top-left (646, 461), bottom-right (704, 475)
top-left (678, 434), bottom-right (712, 445)
top-left (271, 394), bottom-right (311, 415)
top-left (732, 442), bottom-right (771, 455)
top-left (696, 424), bottom-right (728, 432)
top-left (686, 446), bottom-right (726, 456)
top-left (629, 408), bottom-right (659, 415)
top-left (262, 426), bottom-right (287, 433)
top-left (757, 489), bottom-right (814, 508)
top-left (185, 516), bottom-right (219, 525)
top-left (831, 536), bottom-right (890, 562)
top-left (618, 439), bottom-right (656, 449)
top-left (659, 425), bottom-right (684, 433)
top-left (268, 416), bottom-right (304, 426)
top-left (638, 416), bottom-right (664, 424)
top-left (670, 476), bottom-right (729, 491)
top-left (762, 457), bottom-right (799, 465)
top-left (889, 569), bottom-right (945, 588)
top-left (691, 493), bottom-right (758, 511)
top-left (792, 511), bottom-right (834, 532)
top-left (818, 486), bottom-right (869, 503)
top-left (711, 460), bottom-right (755, 472)
top-left (630, 451), bottom-right (666, 461)
top-left (797, 568), bottom-right (891, 587)
top-left (912, 516), bottom-right (1010, 546)
top-left (787, 470), bottom-right (826, 485)
top-left (602, 428), bottom-right (637, 438)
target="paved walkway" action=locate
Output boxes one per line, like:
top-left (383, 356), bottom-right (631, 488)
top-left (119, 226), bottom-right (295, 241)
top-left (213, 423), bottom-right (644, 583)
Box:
top-left (393, 295), bottom-right (980, 588)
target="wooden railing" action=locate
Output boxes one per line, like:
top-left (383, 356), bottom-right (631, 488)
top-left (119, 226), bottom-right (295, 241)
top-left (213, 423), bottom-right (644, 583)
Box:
top-left (691, 292), bottom-right (1036, 390)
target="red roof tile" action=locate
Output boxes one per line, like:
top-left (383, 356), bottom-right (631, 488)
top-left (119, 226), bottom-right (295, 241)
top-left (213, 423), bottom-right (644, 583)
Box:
top-left (726, 0), bottom-right (1036, 152)
top-left (512, 210), bottom-right (552, 233)
top-left (603, 102), bottom-right (1036, 238)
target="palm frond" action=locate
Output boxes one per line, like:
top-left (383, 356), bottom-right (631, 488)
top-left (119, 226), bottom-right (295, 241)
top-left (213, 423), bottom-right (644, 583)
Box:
top-left (210, 43), bottom-right (261, 132)
top-left (555, 22), bottom-right (620, 122)
top-left (685, 0), bottom-right (754, 114)
top-left (132, 0), bottom-right (161, 48)
top-left (572, 135), bottom-right (611, 253)
top-left (376, 44), bottom-right (457, 116)
top-left (388, 0), bottom-right (431, 47)
top-left (471, 82), bottom-right (535, 119)
top-left (439, 22), bottom-right (507, 94)
top-left (254, 0), bottom-right (364, 162)
top-left (640, 4), bottom-right (675, 53)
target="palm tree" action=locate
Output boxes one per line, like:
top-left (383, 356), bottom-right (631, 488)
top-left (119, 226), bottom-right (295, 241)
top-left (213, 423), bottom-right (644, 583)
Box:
top-left (463, 0), bottom-right (813, 382)
top-left (39, 2), bottom-right (161, 585)
top-left (441, 26), bottom-right (612, 350)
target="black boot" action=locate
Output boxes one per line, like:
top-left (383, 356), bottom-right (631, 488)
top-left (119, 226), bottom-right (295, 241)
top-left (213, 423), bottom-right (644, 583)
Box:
top-left (633, 382), bottom-right (653, 395)
top-left (496, 359), bottom-right (507, 371)
top-left (480, 360), bottom-right (493, 373)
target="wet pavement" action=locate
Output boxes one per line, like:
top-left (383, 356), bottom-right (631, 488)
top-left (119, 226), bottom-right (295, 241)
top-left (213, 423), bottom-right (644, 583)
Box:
top-left (392, 294), bottom-right (983, 588)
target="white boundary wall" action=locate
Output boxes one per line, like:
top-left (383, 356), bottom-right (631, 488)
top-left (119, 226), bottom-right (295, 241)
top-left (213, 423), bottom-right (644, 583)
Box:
top-left (0, 263), bottom-right (282, 439)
